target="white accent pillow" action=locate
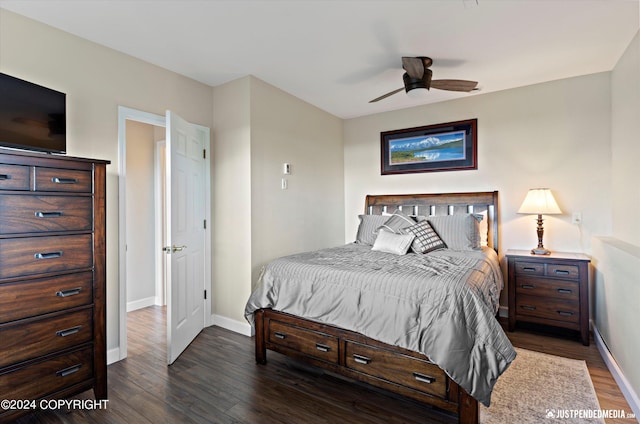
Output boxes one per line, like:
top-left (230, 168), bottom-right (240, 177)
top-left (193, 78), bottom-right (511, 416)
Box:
top-left (371, 231), bottom-right (415, 255)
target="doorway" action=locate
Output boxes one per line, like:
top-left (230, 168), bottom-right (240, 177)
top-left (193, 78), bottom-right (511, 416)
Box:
top-left (117, 106), bottom-right (211, 364)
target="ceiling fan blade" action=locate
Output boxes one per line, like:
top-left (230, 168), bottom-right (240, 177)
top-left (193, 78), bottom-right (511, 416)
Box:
top-left (369, 87), bottom-right (405, 103)
top-left (430, 79), bottom-right (478, 92)
top-left (402, 57), bottom-right (424, 80)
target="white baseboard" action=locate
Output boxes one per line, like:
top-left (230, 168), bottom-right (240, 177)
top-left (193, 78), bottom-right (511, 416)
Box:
top-left (211, 314), bottom-right (253, 337)
top-left (593, 326), bottom-right (640, 421)
top-left (498, 305), bottom-right (508, 318)
top-left (126, 296), bottom-right (157, 312)
top-left (107, 347), bottom-right (121, 365)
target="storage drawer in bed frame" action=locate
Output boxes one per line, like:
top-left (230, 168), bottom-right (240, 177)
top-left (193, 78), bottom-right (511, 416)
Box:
top-left (255, 308), bottom-right (479, 423)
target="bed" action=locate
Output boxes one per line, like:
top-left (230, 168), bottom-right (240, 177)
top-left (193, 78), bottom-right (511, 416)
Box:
top-left (245, 191), bottom-right (516, 424)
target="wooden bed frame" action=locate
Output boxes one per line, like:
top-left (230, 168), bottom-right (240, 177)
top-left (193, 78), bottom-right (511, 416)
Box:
top-left (254, 191), bottom-right (499, 424)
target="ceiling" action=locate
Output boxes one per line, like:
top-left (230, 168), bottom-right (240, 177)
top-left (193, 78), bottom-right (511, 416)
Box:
top-left (1, 0), bottom-right (638, 119)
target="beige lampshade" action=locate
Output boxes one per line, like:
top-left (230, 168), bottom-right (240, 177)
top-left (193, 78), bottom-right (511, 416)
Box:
top-left (517, 188), bottom-right (562, 215)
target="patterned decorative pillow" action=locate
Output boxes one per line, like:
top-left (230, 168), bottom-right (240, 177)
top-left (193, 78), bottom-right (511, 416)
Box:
top-left (371, 230), bottom-right (415, 255)
top-left (378, 209), bottom-right (415, 234)
top-left (355, 214), bottom-right (389, 245)
top-left (402, 220), bottom-right (447, 254)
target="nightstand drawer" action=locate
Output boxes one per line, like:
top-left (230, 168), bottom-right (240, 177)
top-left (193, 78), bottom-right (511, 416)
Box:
top-left (514, 261), bottom-right (545, 275)
top-left (268, 320), bottom-right (339, 364)
top-left (547, 264), bottom-right (579, 279)
top-left (345, 341), bottom-right (447, 398)
top-left (516, 295), bottom-right (579, 323)
top-left (515, 277), bottom-right (579, 301)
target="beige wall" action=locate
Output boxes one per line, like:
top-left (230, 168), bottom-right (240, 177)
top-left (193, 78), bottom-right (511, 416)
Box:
top-left (343, 73), bottom-right (612, 260)
top-left (212, 76), bottom-right (344, 327)
top-left (0, 9), bottom-right (214, 353)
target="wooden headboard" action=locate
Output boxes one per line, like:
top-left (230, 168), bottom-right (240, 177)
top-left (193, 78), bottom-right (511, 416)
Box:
top-left (364, 191), bottom-right (499, 252)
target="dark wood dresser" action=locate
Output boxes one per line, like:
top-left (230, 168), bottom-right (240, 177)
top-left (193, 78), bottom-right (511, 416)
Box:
top-left (0, 148), bottom-right (109, 422)
top-left (507, 249), bottom-right (591, 345)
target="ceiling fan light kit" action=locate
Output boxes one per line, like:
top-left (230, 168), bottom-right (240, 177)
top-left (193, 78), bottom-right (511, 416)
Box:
top-left (370, 56), bottom-right (478, 103)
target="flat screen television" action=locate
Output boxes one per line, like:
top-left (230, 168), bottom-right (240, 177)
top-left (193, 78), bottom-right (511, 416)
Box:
top-left (0, 72), bottom-right (66, 154)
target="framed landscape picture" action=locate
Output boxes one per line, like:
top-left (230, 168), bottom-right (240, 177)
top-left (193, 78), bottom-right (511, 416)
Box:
top-left (380, 119), bottom-right (477, 175)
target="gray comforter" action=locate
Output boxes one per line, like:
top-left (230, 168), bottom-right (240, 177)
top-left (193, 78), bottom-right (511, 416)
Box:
top-left (244, 244), bottom-right (516, 406)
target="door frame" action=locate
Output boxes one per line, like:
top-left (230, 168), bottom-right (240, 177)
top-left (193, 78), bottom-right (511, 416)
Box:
top-left (116, 106), bottom-right (212, 362)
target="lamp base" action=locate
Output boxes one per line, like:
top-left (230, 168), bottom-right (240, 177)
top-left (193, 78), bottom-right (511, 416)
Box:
top-left (531, 247), bottom-right (551, 255)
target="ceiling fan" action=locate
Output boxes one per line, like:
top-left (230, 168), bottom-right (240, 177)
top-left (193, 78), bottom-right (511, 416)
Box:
top-left (369, 57), bottom-right (478, 103)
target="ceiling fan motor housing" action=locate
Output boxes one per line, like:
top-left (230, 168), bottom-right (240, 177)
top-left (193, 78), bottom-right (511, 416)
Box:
top-left (403, 68), bottom-right (433, 93)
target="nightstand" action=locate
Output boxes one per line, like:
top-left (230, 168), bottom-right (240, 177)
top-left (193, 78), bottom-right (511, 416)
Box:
top-left (506, 249), bottom-right (591, 345)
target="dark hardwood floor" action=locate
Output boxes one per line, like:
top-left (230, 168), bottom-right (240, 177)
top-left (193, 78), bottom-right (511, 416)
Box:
top-left (13, 306), bottom-right (632, 423)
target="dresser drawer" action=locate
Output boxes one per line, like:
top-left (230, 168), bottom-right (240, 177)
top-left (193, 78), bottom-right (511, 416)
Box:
top-left (0, 164), bottom-right (30, 191)
top-left (0, 347), bottom-right (93, 411)
top-left (0, 272), bottom-right (93, 323)
top-left (268, 320), bottom-right (339, 364)
top-left (516, 295), bottom-right (579, 323)
top-left (34, 168), bottom-right (92, 193)
top-left (0, 308), bottom-right (93, 368)
top-left (0, 235), bottom-right (92, 279)
top-left (0, 195), bottom-right (92, 234)
top-left (514, 276), bottom-right (579, 301)
top-left (345, 341), bottom-right (447, 398)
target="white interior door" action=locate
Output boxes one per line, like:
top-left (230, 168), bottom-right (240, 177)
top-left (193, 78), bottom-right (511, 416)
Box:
top-left (165, 110), bottom-right (207, 365)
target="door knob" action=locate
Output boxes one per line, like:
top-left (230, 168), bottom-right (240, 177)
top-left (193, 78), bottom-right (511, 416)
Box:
top-left (163, 245), bottom-right (187, 253)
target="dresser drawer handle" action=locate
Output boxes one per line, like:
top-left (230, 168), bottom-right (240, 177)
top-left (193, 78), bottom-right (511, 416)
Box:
top-left (554, 269), bottom-right (570, 275)
top-left (273, 331), bottom-right (286, 340)
top-left (522, 267), bottom-right (537, 272)
top-left (521, 305), bottom-right (536, 311)
top-left (56, 287), bottom-right (82, 297)
top-left (35, 251), bottom-right (63, 259)
top-left (56, 325), bottom-right (82, 337)
top-left (315, 343), bottom-right (331, 353)
top-left (520, 284), bottom-right (535, 289)
top-left (353, 354), bottom-right (372, 365)
top-left (0, 174), bottom-right (10, 180)
top-left (35, 211), bottom-right (64, 218)
top-left (557, 311), bottom-right (574, 317)
top-left (557, 288), bottom-right (573, 294)
top-left (56, 364), bottom-right (82, 377)
top-left (52, 177), bottom-right (79, 184)
top-left (413, 372), bottom-right (436, 384)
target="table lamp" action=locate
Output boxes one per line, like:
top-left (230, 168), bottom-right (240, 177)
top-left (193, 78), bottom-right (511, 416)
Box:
top-left (517, 188), bottom-right (562, 255)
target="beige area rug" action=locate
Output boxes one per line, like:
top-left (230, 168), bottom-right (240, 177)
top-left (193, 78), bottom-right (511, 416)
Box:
top-left (481, 348), bottom-right (604, 424)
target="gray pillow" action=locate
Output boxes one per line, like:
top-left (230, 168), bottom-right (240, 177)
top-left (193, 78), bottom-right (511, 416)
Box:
top-left (423, 214), bottom-right (481, 251)
top-left (355, 214), bottom-right (389, 245)
top-left (378, 209), bottom-right (415, 234)
top-left (402, 220), bottom-right (447, 254)
top-left (371, 231), bottom-right (415, 255)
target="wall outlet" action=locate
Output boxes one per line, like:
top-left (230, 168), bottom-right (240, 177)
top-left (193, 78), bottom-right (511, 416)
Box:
top-left (281, 178), bottom-right (288, 190)
top-left (572, 212), bottom-right (582, 225)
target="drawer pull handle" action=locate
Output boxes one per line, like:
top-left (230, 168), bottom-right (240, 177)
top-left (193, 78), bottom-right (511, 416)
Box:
top-left (557, 288), bottom-right (573, 294)
top-left (52, 177), bottom-right (79, 184)
top-left (520, 284), bottom-right (535, 289)
top-left (35, 251), bottom-right (63, 259)
top-left (353, 354), bottom-right (372, 365)
top-left (56, 287), bottom-right (82, 297)
top-left (35, 211), bottom-right (64, 218)
top-left (413, 372), bottom-right (436, 384)
top-left (521, 305), bottom-right (536, 311)
top-left (0, 174), bottom-right (10, 180)
top-left (56, 364), bottom-right (82, 377)
top-left (554, 269), bottom-right (571, 275)
top-left (315, 343), bottom-right (331, 353)
top-left (56, 325), bottom-right (82, 337)
top-left (558, 311), bottom-right (574, 317)
top-left (522, 267), bottom-right (537, 272)
top-left (273, 332), bottom-right (286, 340)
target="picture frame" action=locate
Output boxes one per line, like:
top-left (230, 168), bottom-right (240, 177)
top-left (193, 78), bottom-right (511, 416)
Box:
top-left (380, 118), bottom-right (477, 175)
